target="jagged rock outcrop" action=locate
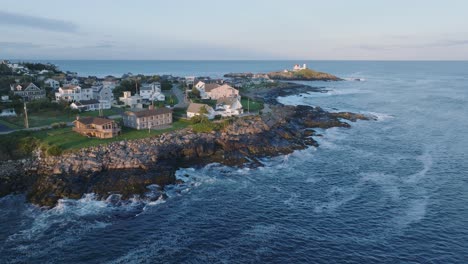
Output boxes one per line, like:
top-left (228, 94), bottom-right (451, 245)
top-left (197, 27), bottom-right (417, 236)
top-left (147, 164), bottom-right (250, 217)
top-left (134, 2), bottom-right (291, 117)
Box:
top-left (0, 103), bottom-right (373, 207)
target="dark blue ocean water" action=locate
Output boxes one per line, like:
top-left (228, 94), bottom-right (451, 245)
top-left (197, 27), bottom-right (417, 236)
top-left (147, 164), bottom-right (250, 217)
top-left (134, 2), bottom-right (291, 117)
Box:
top-left (1, 61), bottom-right (468, 263)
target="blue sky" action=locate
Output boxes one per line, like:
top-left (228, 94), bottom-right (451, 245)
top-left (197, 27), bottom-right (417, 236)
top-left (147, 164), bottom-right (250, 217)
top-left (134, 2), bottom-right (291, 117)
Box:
top-left (1, 0), bottom-right (467, 60)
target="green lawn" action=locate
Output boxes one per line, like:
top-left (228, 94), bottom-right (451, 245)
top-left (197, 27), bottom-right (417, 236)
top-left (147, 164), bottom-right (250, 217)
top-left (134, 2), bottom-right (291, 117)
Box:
top-left (241, 98), bottom-right (264, 112)
top-left (0, 108), bottom-right (121, 128)
top-left (34, 120), bottom-right (190, 150)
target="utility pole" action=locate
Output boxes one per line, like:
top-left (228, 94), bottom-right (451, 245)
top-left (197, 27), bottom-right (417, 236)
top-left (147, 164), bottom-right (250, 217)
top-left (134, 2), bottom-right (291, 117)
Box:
top-left (24, 102), bottom-right (29, 129)
top-left (248, 97), bottom-right (250, 113)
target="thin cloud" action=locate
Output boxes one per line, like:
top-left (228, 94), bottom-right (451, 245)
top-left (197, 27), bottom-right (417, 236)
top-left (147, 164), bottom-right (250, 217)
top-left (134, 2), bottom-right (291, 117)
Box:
top-left (0, 11), bottom-right (78, 33)
top-left (358, 38), bottom-right (468, 51)
top-left (0, 42), bottom-right (41, 49)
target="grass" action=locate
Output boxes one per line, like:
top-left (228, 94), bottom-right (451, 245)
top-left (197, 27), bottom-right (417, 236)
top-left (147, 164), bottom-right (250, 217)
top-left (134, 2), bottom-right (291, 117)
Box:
top-left (34, 120), bottom-right (190, 151)
top-left (241, 98), bottom-right (264, 112)
top-left (0, 108), bottom-right (121, 128)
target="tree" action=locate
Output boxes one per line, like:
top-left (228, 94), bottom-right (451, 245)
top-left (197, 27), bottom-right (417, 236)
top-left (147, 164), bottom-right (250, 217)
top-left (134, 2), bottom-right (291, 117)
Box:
top-left (191, 87), bottom-right (200, 98)
top-left (161, 80), bottom-right (173, 91)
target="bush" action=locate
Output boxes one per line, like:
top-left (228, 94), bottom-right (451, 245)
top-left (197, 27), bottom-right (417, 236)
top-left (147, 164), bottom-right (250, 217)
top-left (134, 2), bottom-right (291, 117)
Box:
top-left (46, 145), bottom-right (63, 156)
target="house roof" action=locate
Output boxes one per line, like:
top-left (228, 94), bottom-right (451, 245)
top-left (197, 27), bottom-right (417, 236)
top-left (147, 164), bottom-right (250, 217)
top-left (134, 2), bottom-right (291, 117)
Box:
top-left (212, 84), bottom-right (237, 92)
top-left (124, 108), bottom-right (172, 118)
top-left (216, 97), bottom-right (238, 105)
top-left (194, 81), bottom-right (204, 86)
top-left (204, 83), bottom-right (221, 92)
top-left (140, 86), bottom-right (153, 91)
top-left (187, 103), bottom-right (213, 113)
top-left (75, 99), bottom-right (100, 106)
top-left (61, 85), bottom-right (80, 90)
top-left (74, 116), bottom-right (115, 125)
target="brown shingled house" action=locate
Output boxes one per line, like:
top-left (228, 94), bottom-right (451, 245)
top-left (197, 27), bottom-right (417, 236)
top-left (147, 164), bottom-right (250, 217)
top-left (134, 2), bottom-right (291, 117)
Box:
top-left (122, 107), bottom-right (173, 130)
top-left (73, 116), bottom-right (121, 138)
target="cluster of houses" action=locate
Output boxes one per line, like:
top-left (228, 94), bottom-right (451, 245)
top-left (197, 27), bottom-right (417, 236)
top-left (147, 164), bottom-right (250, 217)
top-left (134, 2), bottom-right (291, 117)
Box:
top-left (118, 82), bottom-right (165, 109)
top-left (186, 80), bottom-right (243, 119)
top-left (73, 105), bottom-right (173, 139)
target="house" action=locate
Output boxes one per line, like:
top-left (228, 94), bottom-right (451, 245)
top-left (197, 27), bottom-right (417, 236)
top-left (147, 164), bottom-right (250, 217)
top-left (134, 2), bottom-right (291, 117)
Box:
top-left (10, 83), bottom-right (46, 101)
top-left (293, 64), bottom-right (307, 71)
top-left (123, 107), bottom-right (173, 130)
top-left (215, 97), bottom-right (243, 117)
top-left (93, 85), bottom-right (114, 103)
top-left (1, 95), bottom-right (11, 102)
top-left (55, 85), bottom-right (93, 102)
top-left (186, 103), bottom-right (216, 119)
top-left (185, 76), bottom-right (195, 89)
top-left (55, 85), bottom-right (81, 102)
top-left (70, 99), bottom-right (101, 112)
top-left (206, 84), bottom-right (239, 100)
top-left (119, 91), bottom-right (143, 109)
top-left (140, 82), bottom-right (165, 101)
top-left (69, 78), bottom-right (80, 85)
top-left (194, 82), bottom-right (221, 99)
top-left (44, 78), bottom-right (60, 89)
top-left (73, 116), bottom-right (121, 139)
top-left (102, 78), bottom-right (118, 90)
top-left (0, 108), bottom-right (17, 117)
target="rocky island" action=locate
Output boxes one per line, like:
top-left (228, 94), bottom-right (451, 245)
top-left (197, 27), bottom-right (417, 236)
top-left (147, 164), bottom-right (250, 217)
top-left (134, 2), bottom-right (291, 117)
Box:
top-left (224, 64), bottom-right (342, 81)
top-left (268, 68), bottom-right (342, 81)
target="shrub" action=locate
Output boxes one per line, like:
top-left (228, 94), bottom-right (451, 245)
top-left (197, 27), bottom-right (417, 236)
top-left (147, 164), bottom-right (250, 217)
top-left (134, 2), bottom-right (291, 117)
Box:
top-left (46, 145), bottom-right (63, 156)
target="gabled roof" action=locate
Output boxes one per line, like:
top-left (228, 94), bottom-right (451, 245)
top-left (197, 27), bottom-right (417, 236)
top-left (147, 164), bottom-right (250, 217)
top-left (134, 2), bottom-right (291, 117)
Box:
top-left (187, 103), bottom-right (213, 113)
top-left (124, 108), bottom-right (172, 118)
top-left (216, 97), bottom-right (238, 105)
top-left (211, 84), bottom-right (237, 92)
top-left (204, 83), bottom-right (221, 92)
top-left (74, 116), bottom-right (115, 125)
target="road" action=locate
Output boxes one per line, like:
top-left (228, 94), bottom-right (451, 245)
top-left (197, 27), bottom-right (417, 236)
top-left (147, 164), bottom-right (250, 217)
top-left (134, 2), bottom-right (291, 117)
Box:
top-left (172, 84), bottom-right (189, 108)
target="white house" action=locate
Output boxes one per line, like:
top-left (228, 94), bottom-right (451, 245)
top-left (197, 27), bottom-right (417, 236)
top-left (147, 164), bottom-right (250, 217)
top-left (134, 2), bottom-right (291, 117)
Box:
top-left (44, 78), bottom-right (60, 89)
top-left (215, 97), bottom-right (243, 117)
top-left (185, 76), bottom-right (195, 87)
top-left (194, 82), bottom-right (222, 99)
top-left (1, 95), bottom-right (11, 102)
top-left (55, 86), bottom-right (81, 102)
top-left (119, 91), bottom-right (143, 109)
top-left (187, 103), bottom-right (215, 119)
top-left (70, 99), bottom-right (101, 112)
top-left (140, 82), bottom-right (165, 101)
top-left (55, 85), bottom-right (94, 102)
top-left (93, 85), bottom-right (114, 102)
top-left (293, 64), bottom-right (307, 71)
top-left (70, 78), bottom-right (80, 85)
top-left (206, 84), bottom-right (239, 100)
top-left (0, 108), bottom-right (17, 117)
top-left (102, 80), bottom-right (118, 90)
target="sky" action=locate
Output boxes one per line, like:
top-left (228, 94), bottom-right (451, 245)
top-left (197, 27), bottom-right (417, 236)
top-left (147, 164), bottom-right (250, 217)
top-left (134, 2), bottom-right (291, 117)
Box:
top-left (1, 0), bottom-right (467, 60)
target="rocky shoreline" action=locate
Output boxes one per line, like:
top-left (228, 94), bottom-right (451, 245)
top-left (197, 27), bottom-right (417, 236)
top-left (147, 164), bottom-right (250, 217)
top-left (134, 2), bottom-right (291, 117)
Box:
top-left (0, 83), bottom-right (374, 207)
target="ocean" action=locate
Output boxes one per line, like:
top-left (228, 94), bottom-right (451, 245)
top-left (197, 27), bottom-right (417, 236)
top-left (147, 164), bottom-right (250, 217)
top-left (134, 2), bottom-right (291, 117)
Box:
top-left (1, 61), bottom-right (468, 263)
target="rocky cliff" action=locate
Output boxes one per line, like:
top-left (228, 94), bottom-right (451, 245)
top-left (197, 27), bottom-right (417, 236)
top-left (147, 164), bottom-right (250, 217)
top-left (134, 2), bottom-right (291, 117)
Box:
top-left (0, 104), bottom-right (372, 207)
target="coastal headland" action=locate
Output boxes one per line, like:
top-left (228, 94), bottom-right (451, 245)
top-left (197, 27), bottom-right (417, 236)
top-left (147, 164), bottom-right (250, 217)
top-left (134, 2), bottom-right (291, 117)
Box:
top-left (0, 82), bottom-right (372, 207)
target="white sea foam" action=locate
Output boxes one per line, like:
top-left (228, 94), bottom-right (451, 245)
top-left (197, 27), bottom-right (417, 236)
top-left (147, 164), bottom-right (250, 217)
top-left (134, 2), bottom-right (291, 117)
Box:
top-left (405, 153), bottom-right (433, 184)
top-left (313, 185), bottom-right (362, 214)
top-left (365, 111), bottom-right (395, 122)
top-left (360, 172), bottom-right (401, 201)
